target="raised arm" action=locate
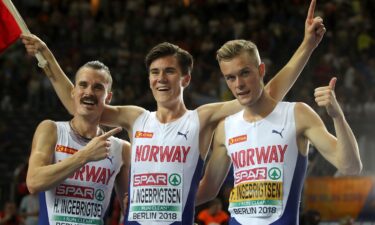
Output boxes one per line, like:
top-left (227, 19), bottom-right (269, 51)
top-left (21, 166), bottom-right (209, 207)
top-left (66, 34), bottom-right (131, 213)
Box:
top-left (27, 120), bottom-right (122, 193)
top-left (21, 34), bottom-right (75, 114)
top-left (265, 0), bottom-right (326, 101)
top-left (21, 34), bottom-right (145, 129)
top-left (296, 78), bottom-right (362, 175)
top-left (196, 120), bottom-right (232, 205)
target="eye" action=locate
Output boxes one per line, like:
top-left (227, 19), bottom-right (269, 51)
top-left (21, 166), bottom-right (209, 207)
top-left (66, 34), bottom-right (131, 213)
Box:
top-left (165, 68), bottom-right (176, 75)
top-left (225, 75), bottom-right (235, 81)
top-left (149, 69), bottom-right (159, 76)
top-left (78, 81), bottom-right (88, 88)
top-left (240, 70), bottom-right (250, 77)
top-left (93, 84), bottom-right (104, 90)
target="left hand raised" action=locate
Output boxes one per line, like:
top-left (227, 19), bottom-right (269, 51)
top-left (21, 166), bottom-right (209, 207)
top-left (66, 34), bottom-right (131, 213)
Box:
top-left (314, 77), bottom-right (344, 118)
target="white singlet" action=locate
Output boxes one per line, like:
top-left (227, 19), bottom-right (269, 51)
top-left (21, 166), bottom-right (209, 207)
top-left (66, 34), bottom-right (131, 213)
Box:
top-left (38, 121), bottom-right (123, 225)
top-left (125, 110), bottom-right (204, 225)
top-left (224, 102), bottom-right (307, 225)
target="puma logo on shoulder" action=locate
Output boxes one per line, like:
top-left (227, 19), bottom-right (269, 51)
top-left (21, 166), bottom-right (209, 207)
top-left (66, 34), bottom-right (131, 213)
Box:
top-left (272, 128), bottom-right (285, 138)
top-left (177, 131), bottom-right (189, 140)
top-left (106, 155), bottom-right (114, 164)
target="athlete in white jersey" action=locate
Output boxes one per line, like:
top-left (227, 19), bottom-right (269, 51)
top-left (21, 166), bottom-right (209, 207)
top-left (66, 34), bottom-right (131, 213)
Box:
top-left (196, 39), bottom-right (362, 224)
top-left (224, 102), bottom-right (303, 225)
top-left (38, 121), bottom-right (123, 225)
top-left (126, 110), bottom-right (201, 224)
top-left (26, 61), bottom-right (130, 225)
top-left (22, 3), bottom-right (326, 223)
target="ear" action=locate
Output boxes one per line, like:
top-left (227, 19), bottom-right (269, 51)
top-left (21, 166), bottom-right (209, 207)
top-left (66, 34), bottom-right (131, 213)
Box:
top-left (105, 91), bottom-right (113, 104)
top-left (258, 62), bottom-right (266, 78)
top-left (181, 74), bottom-right (191, 88)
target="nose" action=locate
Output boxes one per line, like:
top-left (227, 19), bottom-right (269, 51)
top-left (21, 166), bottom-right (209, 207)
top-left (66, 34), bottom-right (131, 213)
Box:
top-left (235, 76), bottom-right (244, 89)
top-left (157, 71), bottom-right (168, 83)
top-left (84, 85), bottom-right (95, 95)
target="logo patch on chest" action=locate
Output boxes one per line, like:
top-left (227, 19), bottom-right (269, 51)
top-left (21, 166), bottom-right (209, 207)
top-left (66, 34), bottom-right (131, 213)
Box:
top-left (228, 134), bottom-right (247, 145)
top-left (56, 145), bottom-right (78, 154)
top-left (135, 131), bottom-right (154, 138)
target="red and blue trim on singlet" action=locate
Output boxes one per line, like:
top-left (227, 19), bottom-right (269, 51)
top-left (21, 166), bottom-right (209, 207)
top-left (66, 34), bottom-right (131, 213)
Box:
top-left (38, 192), bottom-right (50, 225)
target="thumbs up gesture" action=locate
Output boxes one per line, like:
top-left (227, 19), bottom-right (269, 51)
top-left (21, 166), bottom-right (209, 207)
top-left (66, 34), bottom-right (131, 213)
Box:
top-left (314, 77), bottom-right (344, 118)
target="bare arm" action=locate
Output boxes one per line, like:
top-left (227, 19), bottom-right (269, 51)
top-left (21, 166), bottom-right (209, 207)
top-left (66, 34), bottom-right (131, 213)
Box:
top-left (198, 0), bottom-right (326, 126)
top-left (197, 99), bottom-right (242, 128)
top-left (21, 34), bottom-right (75, 114)
top-left (100, 105), bottom-right (145, 130)
top-left (21, 34), bottom-right (145, 129)
top-left (27, 120), bottom-right (122, 193)
top-left (196, 121), bottom-right (232, 205)
top-left (114, 141), bottom-right (131, 213)
top-left (265, 0), bottom-right (326, 101)
top-left (296, 78), bottom-right (362, 175)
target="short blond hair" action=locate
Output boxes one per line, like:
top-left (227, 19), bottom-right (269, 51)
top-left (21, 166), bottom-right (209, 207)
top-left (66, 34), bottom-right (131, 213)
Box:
top-left (216, 40), bottom-right (261, 66)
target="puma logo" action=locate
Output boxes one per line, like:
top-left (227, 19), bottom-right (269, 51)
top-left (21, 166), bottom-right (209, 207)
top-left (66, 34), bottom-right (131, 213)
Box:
top-left (272, 128), bottom-right (285, 138)
top-left (106, 155), bottom-right (114, 164)
top-left (177, 131), bottom-right (188, 140)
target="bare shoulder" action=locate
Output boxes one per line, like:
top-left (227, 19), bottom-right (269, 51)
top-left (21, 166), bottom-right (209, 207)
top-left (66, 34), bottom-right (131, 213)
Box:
top-left (294, 101), bottom-right (311, 111)
top-left (294, 102), bottom-right (323, 133)
top-left (35, 119), bottom-right (57, 134)
top-left (294, 102), bottom-right (320, 118)
top-left (121, 140), bottom-right (131, 151)
top-left (120, 140), bottom-right (131, 160)
top-left (31, 120), bottom-right (58, 157)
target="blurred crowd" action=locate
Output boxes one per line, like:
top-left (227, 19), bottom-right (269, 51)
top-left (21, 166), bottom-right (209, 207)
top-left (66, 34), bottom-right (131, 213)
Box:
top-left (0, 0), bottom-right (374, 115)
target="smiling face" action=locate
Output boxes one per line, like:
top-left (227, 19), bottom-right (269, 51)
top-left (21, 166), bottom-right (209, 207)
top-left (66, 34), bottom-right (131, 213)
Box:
top-left (72, 67), bottom-right (112, 119)
top-left (149, 55), bottom-right (190, 107)
top-left (219, 52), bottom-right (265, 106)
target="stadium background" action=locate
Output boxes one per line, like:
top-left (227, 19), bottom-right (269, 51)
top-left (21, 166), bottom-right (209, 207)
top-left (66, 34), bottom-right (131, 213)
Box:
top-left (0, 0), bottom-right (374, 224)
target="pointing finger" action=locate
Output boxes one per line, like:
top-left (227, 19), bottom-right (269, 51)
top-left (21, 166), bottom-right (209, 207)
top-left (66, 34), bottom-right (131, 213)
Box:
top-left (102, 127), bottom-right (122, 139)
top-left (307, 0), bottom-right (316, 22)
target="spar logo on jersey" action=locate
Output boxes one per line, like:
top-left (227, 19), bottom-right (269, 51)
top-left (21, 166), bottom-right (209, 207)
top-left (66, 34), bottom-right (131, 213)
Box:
top-left (228, 135), bottom-right (247, 145)
top-left (55, 145), bottom-right (78, 154)
top-left (135, 131), bottom-right (154, 138)
top-left (95, 189), bottom-right (105, 201)
top-left (56, 184), bottom-right (94, 199)
top-left (268, 167), bottom-right (282, 180)
top-left (234, 167), bottom-right (267, 184)
top-left (133, 173), bottom-right (168, 186)
top-left (169, 173), bottom-right (181, 186)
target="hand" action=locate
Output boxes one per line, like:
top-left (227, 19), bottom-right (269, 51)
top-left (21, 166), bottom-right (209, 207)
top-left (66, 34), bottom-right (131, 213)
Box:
top-left (20, 34), bottom-right (48, 56)
top-left (314, 77), bottom-right (344, 118)
top-left (304, 0), bottom-right (326, 49)
top-left (79, 127), bottom-right (122, 163)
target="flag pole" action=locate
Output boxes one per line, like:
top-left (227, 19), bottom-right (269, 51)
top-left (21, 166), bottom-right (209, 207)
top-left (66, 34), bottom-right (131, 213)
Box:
top-left (2, 0), bottom-right (47, 68)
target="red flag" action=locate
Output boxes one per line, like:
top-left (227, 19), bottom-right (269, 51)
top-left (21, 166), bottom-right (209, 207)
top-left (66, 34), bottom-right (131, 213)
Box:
top-left (0, 0), bottom-right (21, 52)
